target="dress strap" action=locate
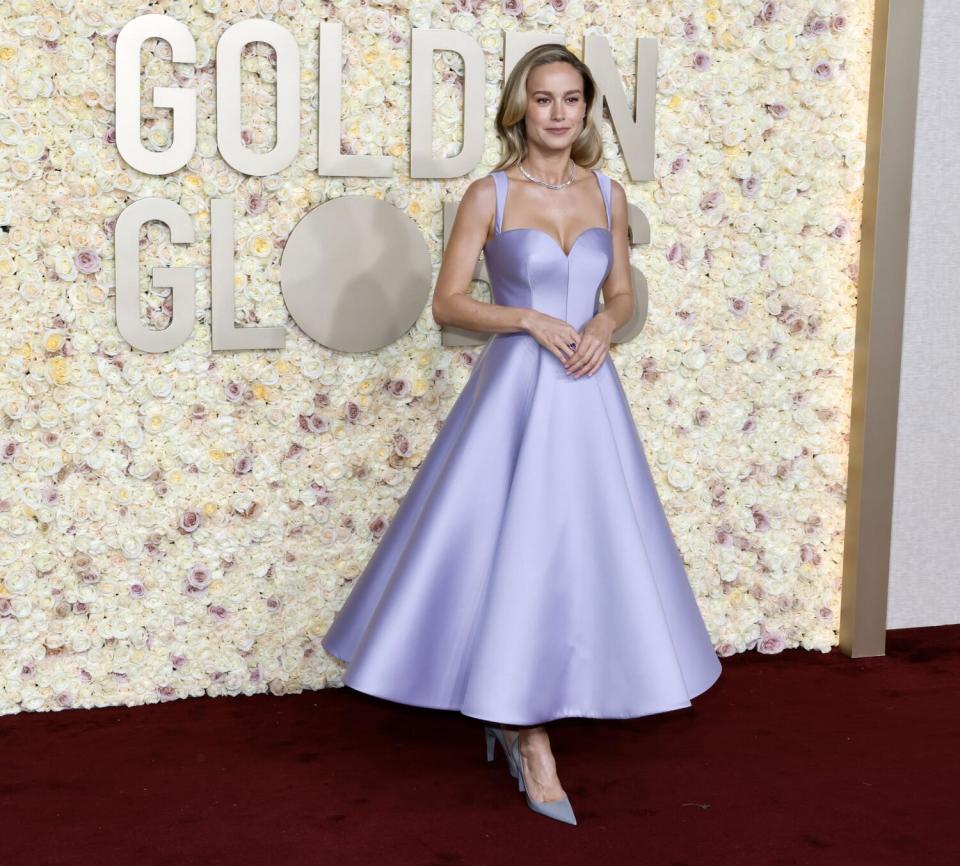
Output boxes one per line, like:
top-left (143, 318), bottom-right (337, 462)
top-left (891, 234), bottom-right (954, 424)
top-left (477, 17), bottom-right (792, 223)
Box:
top-left (593, 169), bottom-right (612, 230)
top-left (492, 170), bottom-right (506, 235)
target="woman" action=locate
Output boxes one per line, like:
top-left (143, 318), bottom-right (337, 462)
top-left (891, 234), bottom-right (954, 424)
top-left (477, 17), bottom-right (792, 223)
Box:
top-left (321, 44), bottom-right (722, 826)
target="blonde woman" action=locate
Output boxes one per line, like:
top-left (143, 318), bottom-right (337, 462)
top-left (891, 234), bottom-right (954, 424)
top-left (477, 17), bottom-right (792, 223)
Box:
top-left (322, 44), bottom-right (721, 825)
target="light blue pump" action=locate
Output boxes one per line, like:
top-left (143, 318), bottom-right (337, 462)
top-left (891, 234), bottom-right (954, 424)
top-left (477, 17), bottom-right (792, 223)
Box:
top-left (509, 732), bottom-right (578, 825)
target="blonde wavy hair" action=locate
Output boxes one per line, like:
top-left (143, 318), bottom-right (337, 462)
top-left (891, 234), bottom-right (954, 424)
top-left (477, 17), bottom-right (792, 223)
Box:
top-left (492, 44), bottom-right (604, 173)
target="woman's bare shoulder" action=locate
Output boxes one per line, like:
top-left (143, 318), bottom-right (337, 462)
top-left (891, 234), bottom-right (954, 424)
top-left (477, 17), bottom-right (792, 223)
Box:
top-left (462, 173), bottom-right (497, 203)
top-left (455, 174), bottom-right (498, 232)
top-left (608, 177), bottom-right (626, 202)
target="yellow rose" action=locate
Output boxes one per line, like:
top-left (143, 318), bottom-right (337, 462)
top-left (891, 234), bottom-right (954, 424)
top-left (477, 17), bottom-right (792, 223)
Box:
top-left (248, 233), bottom-right (273, 257)
top-left (48, 357), bottom-right (69, 384)
top-left (720, 30), bottom-right (739, 49)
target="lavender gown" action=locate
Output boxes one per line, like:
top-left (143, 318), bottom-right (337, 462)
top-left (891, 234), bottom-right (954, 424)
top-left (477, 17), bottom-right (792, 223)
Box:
top-left (321, 168), bottom-right (722, 726)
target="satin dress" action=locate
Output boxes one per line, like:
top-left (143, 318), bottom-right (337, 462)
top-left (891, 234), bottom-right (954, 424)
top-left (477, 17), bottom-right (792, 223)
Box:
top-left (321, 168), bottom-right (722, 725)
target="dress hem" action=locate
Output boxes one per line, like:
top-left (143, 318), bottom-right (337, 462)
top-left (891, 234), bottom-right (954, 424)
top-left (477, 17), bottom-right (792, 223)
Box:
top-left (324, 643), bottom-right (722, 727)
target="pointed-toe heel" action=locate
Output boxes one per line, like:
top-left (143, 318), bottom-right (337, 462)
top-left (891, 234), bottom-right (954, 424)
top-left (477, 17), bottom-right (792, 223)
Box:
top-left (483, 725), bottom-right (519, 779)
top-left (510, 733), bottom-right (577, 825)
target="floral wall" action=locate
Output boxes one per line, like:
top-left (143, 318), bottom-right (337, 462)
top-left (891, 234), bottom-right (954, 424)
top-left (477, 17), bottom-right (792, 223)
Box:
top-left (0, 0), bottom-right (873, 715)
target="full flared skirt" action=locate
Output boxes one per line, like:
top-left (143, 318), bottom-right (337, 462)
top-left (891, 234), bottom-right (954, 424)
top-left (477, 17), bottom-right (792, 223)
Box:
top-left (321, 332), bottom-right (721, 725)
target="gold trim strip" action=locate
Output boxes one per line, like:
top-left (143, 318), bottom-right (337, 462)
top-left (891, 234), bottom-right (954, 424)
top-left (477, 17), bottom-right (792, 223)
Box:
top-left (839, 0), bottom-right (925, 657)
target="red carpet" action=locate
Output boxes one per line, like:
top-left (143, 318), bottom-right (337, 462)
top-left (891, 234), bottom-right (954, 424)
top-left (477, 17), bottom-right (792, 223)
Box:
top-left (1, 624), bottom-right (956, 865)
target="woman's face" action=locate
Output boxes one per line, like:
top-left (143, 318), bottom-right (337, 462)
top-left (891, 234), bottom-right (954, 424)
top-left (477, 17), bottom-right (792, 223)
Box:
top-left (523, 61), bottom-right (587, 154)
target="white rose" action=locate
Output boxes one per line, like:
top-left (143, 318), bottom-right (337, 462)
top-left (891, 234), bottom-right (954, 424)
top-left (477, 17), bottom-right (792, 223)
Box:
top-left (814, 453), bottom-right (841, 479)
top-left (666, 461), bottom-right (695, 491)
top-left (681, 346), bottom-right (706, 370)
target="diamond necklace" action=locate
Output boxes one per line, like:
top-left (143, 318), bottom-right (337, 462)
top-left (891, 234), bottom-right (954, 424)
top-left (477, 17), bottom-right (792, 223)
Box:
top-left (518, 159), bottom-right (576, 190)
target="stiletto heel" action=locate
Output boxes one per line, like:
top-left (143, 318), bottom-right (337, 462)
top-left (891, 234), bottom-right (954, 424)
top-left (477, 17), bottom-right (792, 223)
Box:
top-left (483, 725), bottom-right (519, 778)
top-left (510, 733), bottom-right (577, 825)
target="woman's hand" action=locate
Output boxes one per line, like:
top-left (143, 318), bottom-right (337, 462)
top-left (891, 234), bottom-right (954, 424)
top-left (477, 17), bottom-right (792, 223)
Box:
top-left (563, 313), bottom-right (614, 379)
top-left (522, 310), bottom-right (614, 378)
top-left (522, 309), bottom-right (586, 368)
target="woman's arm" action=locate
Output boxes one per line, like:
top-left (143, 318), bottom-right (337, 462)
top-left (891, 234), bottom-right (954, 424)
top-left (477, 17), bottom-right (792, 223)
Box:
top-left (431, 176), bottom-right (532, 335)
top-left (592, 179), bottom-right (634, 334)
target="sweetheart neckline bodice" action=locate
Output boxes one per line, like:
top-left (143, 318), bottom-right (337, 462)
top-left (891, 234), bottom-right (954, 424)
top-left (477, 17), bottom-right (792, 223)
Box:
top-left (486, 168), bottom-right (612, 260)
